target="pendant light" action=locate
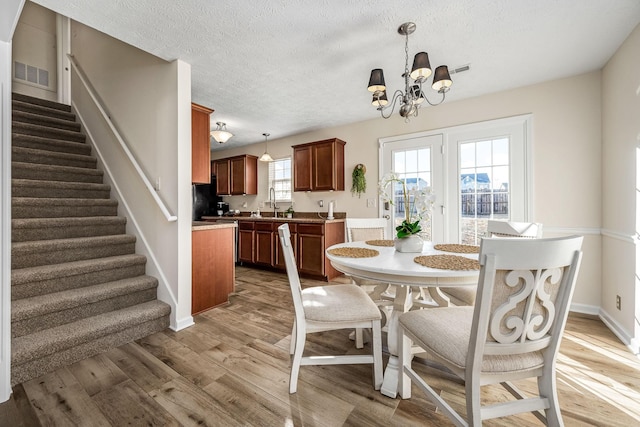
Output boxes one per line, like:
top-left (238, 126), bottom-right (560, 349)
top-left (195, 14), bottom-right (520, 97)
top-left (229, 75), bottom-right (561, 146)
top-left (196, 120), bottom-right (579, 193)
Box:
top-left (259, 133), bottom-right (274, 162)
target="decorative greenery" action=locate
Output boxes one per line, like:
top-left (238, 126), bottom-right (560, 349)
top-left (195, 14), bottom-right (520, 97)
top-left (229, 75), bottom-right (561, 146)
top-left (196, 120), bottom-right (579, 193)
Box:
top-left (379, 172), bottom-right (435, 239)
top-left (351, 164), bottom-right (367, 198)
top-left (285, 205), bottom-right (295, 214)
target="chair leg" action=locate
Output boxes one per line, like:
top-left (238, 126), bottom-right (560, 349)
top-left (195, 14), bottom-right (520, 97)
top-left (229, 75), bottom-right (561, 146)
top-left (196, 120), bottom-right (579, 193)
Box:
top-left (289, 321), bottom-right (297, 355)
top-left (371, 320), bottom-right (383, 390)
top-left (466, 376), bottom-right (482, 426)
top-left (289, 327), bottom-right (306, 394)
top-left (355, 328), bottom-right (364, 349)
top-left (398, 327), bottom-right (412, 399)
top-left (539, 366), bottom-right (563, 427)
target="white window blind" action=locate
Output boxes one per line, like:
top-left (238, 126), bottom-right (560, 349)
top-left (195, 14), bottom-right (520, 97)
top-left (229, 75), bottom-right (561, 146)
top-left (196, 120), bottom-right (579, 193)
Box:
top-left (268, 157), bottom-right (292, 202)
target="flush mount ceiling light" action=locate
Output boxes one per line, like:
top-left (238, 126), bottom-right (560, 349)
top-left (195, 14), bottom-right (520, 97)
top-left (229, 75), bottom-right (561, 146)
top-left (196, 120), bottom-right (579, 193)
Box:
top-left (367, 22), bottom-right (453, 121)
top-left (210, 122), bottom-right (233, 143)
top-left (259, 133), bottom-right (274, 162)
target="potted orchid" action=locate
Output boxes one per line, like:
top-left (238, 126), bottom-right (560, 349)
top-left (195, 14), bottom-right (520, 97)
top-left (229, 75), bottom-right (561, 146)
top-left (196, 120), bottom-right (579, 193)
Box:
top-left (378, 172), bottom-right (436, 252)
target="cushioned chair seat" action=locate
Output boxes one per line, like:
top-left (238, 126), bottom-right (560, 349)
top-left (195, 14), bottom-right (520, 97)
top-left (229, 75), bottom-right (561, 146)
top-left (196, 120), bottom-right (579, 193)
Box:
top-left (399, 306), bottom-right (544, 373)
top-left (302, 284), bottom-right (382, 323)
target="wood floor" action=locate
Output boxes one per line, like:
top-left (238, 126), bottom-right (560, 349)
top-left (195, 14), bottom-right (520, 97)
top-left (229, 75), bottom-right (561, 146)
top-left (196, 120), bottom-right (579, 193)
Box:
top-left (2, 266), bottom-right (639, 426)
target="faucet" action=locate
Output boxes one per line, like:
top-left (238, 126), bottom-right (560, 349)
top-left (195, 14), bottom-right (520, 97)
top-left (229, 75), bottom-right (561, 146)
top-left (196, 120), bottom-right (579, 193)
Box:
top-left (269, 187), bottom-right (279, 217)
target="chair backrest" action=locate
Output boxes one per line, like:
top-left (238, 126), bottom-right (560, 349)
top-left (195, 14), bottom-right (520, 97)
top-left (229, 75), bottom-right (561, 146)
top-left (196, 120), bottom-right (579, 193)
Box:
top-left (469, 235), bottom-right (583, 371)
top-left (487, 220), bottom-right (543, 238)
top-left (345, 218), bottom-right (388, 242)
top-left (278, 224), bottom-right (305, 325)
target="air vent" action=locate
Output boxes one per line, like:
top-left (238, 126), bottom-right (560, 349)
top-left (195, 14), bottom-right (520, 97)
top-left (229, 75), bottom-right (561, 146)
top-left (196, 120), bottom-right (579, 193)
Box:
top-left (14, 61), bottom-right (50, 88)
top-left (450, 64), bottom-right (471, 75)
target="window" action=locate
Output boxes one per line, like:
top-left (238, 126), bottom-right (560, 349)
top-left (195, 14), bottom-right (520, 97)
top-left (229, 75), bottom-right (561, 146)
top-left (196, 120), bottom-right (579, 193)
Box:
top-left (268, 157), bottom-right (292, 202)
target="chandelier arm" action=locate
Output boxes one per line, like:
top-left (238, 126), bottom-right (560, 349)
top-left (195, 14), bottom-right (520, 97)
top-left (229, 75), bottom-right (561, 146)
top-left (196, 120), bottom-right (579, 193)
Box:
top-left (377, 90), bottom-right (405, 119)
top-left (421, 91), bottom-right (446, 107)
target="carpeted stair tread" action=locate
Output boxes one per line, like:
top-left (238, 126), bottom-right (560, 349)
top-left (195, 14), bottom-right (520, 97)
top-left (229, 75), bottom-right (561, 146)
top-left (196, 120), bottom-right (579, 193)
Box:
top-left (11, 300), bottom-right (170, 366)
top-left (12, 179), bottom-right (110, 199)
top-left (12, 92), bottom-right (71, 112)
top-left (11, 254), bottom-right (148, 299)
top-left (13, 122), bottom-right (86, 143)
top-left (12, 99), bottom-right (76, 122)
top-left (13, 110), bottom-right (81, 132)
top-left (11, 276), bottom-right (160, 337)
top-left (12, 146), bottom-right (97, 169)
top-left (12, 197), bottom-right (118, 219)
top-left (12, 161), bottom-right (103, 183)
top-left (12, 216), bottom-right (126, 242)
top-left (12, 234), bottom-right (136, 269)
top-left (12, 133), bottom-right (92, 156)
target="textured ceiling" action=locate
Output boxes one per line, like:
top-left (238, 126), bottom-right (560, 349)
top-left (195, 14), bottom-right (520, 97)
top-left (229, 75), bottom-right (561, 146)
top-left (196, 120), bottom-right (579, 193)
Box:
top-left (31, 0), bottom-right (640, 150)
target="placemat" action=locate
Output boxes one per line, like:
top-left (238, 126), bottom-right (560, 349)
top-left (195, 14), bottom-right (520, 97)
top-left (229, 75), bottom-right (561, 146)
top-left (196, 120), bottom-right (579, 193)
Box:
top-left (434, 243), bottom-right (480, 254)
top-left (365, 239), bottom-right (395, 247)
top-left (414, 254), bottom-right (480, 270)
top-left (328, 247), bottom-right (380, 258)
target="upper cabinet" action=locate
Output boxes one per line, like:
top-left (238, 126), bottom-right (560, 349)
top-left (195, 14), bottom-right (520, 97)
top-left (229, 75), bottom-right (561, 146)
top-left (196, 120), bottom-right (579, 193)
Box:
top-left (191, 103), bottom-right (214, 184)
top-left (293, 138), bottom-right (345, 192)
top-left (212, 155), bottom-right (258, 195)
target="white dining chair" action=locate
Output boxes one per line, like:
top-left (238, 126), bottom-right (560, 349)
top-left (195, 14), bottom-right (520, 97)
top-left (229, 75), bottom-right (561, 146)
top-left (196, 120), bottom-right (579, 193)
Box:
top-left (399, 235), bottom-right (583, 426)
top-left (277, 224), bottom-right (383, 394)
top-left (442, 220), bottom-right (544, 306)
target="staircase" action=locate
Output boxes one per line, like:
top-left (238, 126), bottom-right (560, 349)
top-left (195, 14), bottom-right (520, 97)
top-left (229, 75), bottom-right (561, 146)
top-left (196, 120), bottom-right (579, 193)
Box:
top-left (10, 93), bottom-right (171, 385)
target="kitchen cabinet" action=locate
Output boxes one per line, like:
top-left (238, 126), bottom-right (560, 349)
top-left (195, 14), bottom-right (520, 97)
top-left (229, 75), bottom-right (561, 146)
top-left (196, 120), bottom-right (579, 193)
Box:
top-left (191, 103), bottom-right (214, 184)
top-left (254, 222), bottom-right (274, 266)
top-left (212, 155), bottom-right (258, 195)
top-left (274, 221), bottom-right (297, 269)
top-left (293, 138), bottom-right (345, 192)
top-left (238, 220), bottom-right (255, 263)
top-left (192, 226), bottom-right (235, 314)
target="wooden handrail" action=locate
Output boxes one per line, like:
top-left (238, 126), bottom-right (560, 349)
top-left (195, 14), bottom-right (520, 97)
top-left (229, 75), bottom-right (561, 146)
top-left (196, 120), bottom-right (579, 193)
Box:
top-left (67, 54), bottom-right (177, 222)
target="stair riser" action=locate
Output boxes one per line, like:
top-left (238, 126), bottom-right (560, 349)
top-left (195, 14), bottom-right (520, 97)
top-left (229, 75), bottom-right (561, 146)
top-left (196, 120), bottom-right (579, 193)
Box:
top-left (12, 165), bottom-right (103, 184)
top-left (13, 123), bottom-right (85, 143)
top-left (12, 204), bottom-right (118, 219)
top-left (11, 316), bottom-right (169, 385)
top-left (12, 93), bottom-right (72, 112)
top-left (12, 134), bottom-right (92, 156)
top-left (12, 150), bottom-right (96, 169)
top-left (12, 101), bottom-right (76, 122)
top-left (13, 111), bottom-right (82, 132)
top-left (12, 241), bottom-right (136, 269)
top-left (12, 223), bottom-right (126, 242)
top-left (12, 262), bottom-right (147, 300)
top-left (12, 288), bottom-right (158, 338)
top-left (11, 185), bottom-right (110, 199)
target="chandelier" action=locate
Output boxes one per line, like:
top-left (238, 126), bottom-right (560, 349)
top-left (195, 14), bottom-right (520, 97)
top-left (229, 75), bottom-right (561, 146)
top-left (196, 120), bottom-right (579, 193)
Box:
top-left (367, 22), bottom-right (452, 120)
top-left (210, 122), bottom-right (233, 143)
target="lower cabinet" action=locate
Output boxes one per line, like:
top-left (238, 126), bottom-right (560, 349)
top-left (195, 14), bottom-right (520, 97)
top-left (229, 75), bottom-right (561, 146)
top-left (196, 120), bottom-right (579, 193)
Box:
top-left (237, 219), bottom-right (344, 281)
top-left (192, 227), bottom-right (235, 314)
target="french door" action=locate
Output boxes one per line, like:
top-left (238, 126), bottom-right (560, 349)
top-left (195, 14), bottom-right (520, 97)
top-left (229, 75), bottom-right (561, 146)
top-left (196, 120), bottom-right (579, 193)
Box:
top-left (380, 115), bottom-right (531, 244)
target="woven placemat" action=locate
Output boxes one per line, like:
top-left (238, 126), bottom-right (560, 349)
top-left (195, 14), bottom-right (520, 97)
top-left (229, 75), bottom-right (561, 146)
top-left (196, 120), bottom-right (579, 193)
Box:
top-left (434, 243), bottom-right (480, 254)
top-left (328, 247), bottom-right (380, 258)
top-left (365, 239), bottom-right (395, 247)
top-left (414, 254), bottom-right (480, 270)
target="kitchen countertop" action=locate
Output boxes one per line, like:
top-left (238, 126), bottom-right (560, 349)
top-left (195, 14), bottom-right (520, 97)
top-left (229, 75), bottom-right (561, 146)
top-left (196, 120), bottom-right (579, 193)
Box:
top-left (200, 216), bottom-right (345, 224)
top-left (192, 221), bottom-right (238, 231)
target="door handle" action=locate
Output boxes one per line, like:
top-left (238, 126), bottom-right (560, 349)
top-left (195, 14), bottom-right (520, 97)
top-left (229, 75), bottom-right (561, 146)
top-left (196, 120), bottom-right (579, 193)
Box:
top-left (383, 215), bottom-right (390, 220)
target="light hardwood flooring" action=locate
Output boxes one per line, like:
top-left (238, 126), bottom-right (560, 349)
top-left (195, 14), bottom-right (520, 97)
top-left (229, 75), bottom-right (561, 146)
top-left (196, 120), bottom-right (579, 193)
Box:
top-left (1, 266), bottom-right (640, 426)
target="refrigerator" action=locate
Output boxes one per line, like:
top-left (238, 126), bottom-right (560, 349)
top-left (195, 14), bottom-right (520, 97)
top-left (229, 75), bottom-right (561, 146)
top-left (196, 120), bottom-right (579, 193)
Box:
top-left (192, 177), bottom-right (223, 220)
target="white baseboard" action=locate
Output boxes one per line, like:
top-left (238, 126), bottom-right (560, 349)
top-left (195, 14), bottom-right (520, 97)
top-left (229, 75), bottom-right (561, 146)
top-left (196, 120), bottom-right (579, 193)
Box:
top-left (598, 308), bottom-right (640, 355)
top-left (172, 316), bottom-right (195, 332)
top-left (570, 302), bottom-right (600, 316)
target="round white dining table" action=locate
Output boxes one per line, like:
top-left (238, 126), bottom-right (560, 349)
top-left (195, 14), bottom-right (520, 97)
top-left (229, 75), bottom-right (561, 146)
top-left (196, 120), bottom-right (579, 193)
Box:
top-left (326, 240), bottom-right (480, 398)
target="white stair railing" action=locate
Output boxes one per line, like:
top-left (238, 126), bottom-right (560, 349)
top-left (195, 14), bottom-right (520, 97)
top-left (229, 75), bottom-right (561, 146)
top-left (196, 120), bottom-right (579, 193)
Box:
top-left (67, 54), bottom-right (177, 222)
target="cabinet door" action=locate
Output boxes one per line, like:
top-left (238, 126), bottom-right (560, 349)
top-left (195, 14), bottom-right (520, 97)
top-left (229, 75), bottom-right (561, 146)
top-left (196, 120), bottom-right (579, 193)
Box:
top-left (254, 222), bottom-right (274, 266)
top-left (312, 141), bottom-right (336, 191)
top-left (192, 227), bottom-right (234, 314)
top-left (191, 104), bottom-right (213, 184)
top-left (297, 223), bottom-right (325, 276)
top-left (213, 159), bottom-right (230, 195)
top-left (230, 157), bottom-right (247, 195)
top-left (237, 221), bottom-right (255, 263)
top-left (274, 222), bottom-right (297, 270)
top-left (293, 145), bottom-right (313, 191)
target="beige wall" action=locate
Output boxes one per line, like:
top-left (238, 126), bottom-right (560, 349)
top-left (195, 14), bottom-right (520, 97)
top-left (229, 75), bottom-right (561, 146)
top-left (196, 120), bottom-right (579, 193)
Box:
top-left (213, 71), bottom-right (603, 312)
top-left (12, 1), bottom-right (57, 101)
top-left (602, 22), bottom-right (640, 350)
top-left (70, 22), bottom-right (193, 330)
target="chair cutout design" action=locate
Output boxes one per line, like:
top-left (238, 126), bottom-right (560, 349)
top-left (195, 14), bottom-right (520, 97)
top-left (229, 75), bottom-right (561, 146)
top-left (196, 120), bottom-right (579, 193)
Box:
top-left (277, 223), bottom-right (383, 394)
top-left (443, 220), bottom-right (544, 307)
top-left (399, 235), bottom-right (583, 426)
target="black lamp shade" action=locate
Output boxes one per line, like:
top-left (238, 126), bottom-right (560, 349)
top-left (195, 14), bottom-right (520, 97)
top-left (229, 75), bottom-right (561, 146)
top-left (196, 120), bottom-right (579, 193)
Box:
top-left (432, 65), bottom-right (452, 92)
top-left (410, 52), bottom-right (432, 81)
top-left (372, 90), bottom-right (388, 107)
top-left (410, 85), bottom-right (425, 104)
top-left (368, 68), bottom-right (386, 92)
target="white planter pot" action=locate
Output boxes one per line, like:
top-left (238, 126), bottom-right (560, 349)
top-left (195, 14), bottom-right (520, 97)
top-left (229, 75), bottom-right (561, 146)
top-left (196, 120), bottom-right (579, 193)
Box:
top-left (394, 235), bottom-right (424, 253)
